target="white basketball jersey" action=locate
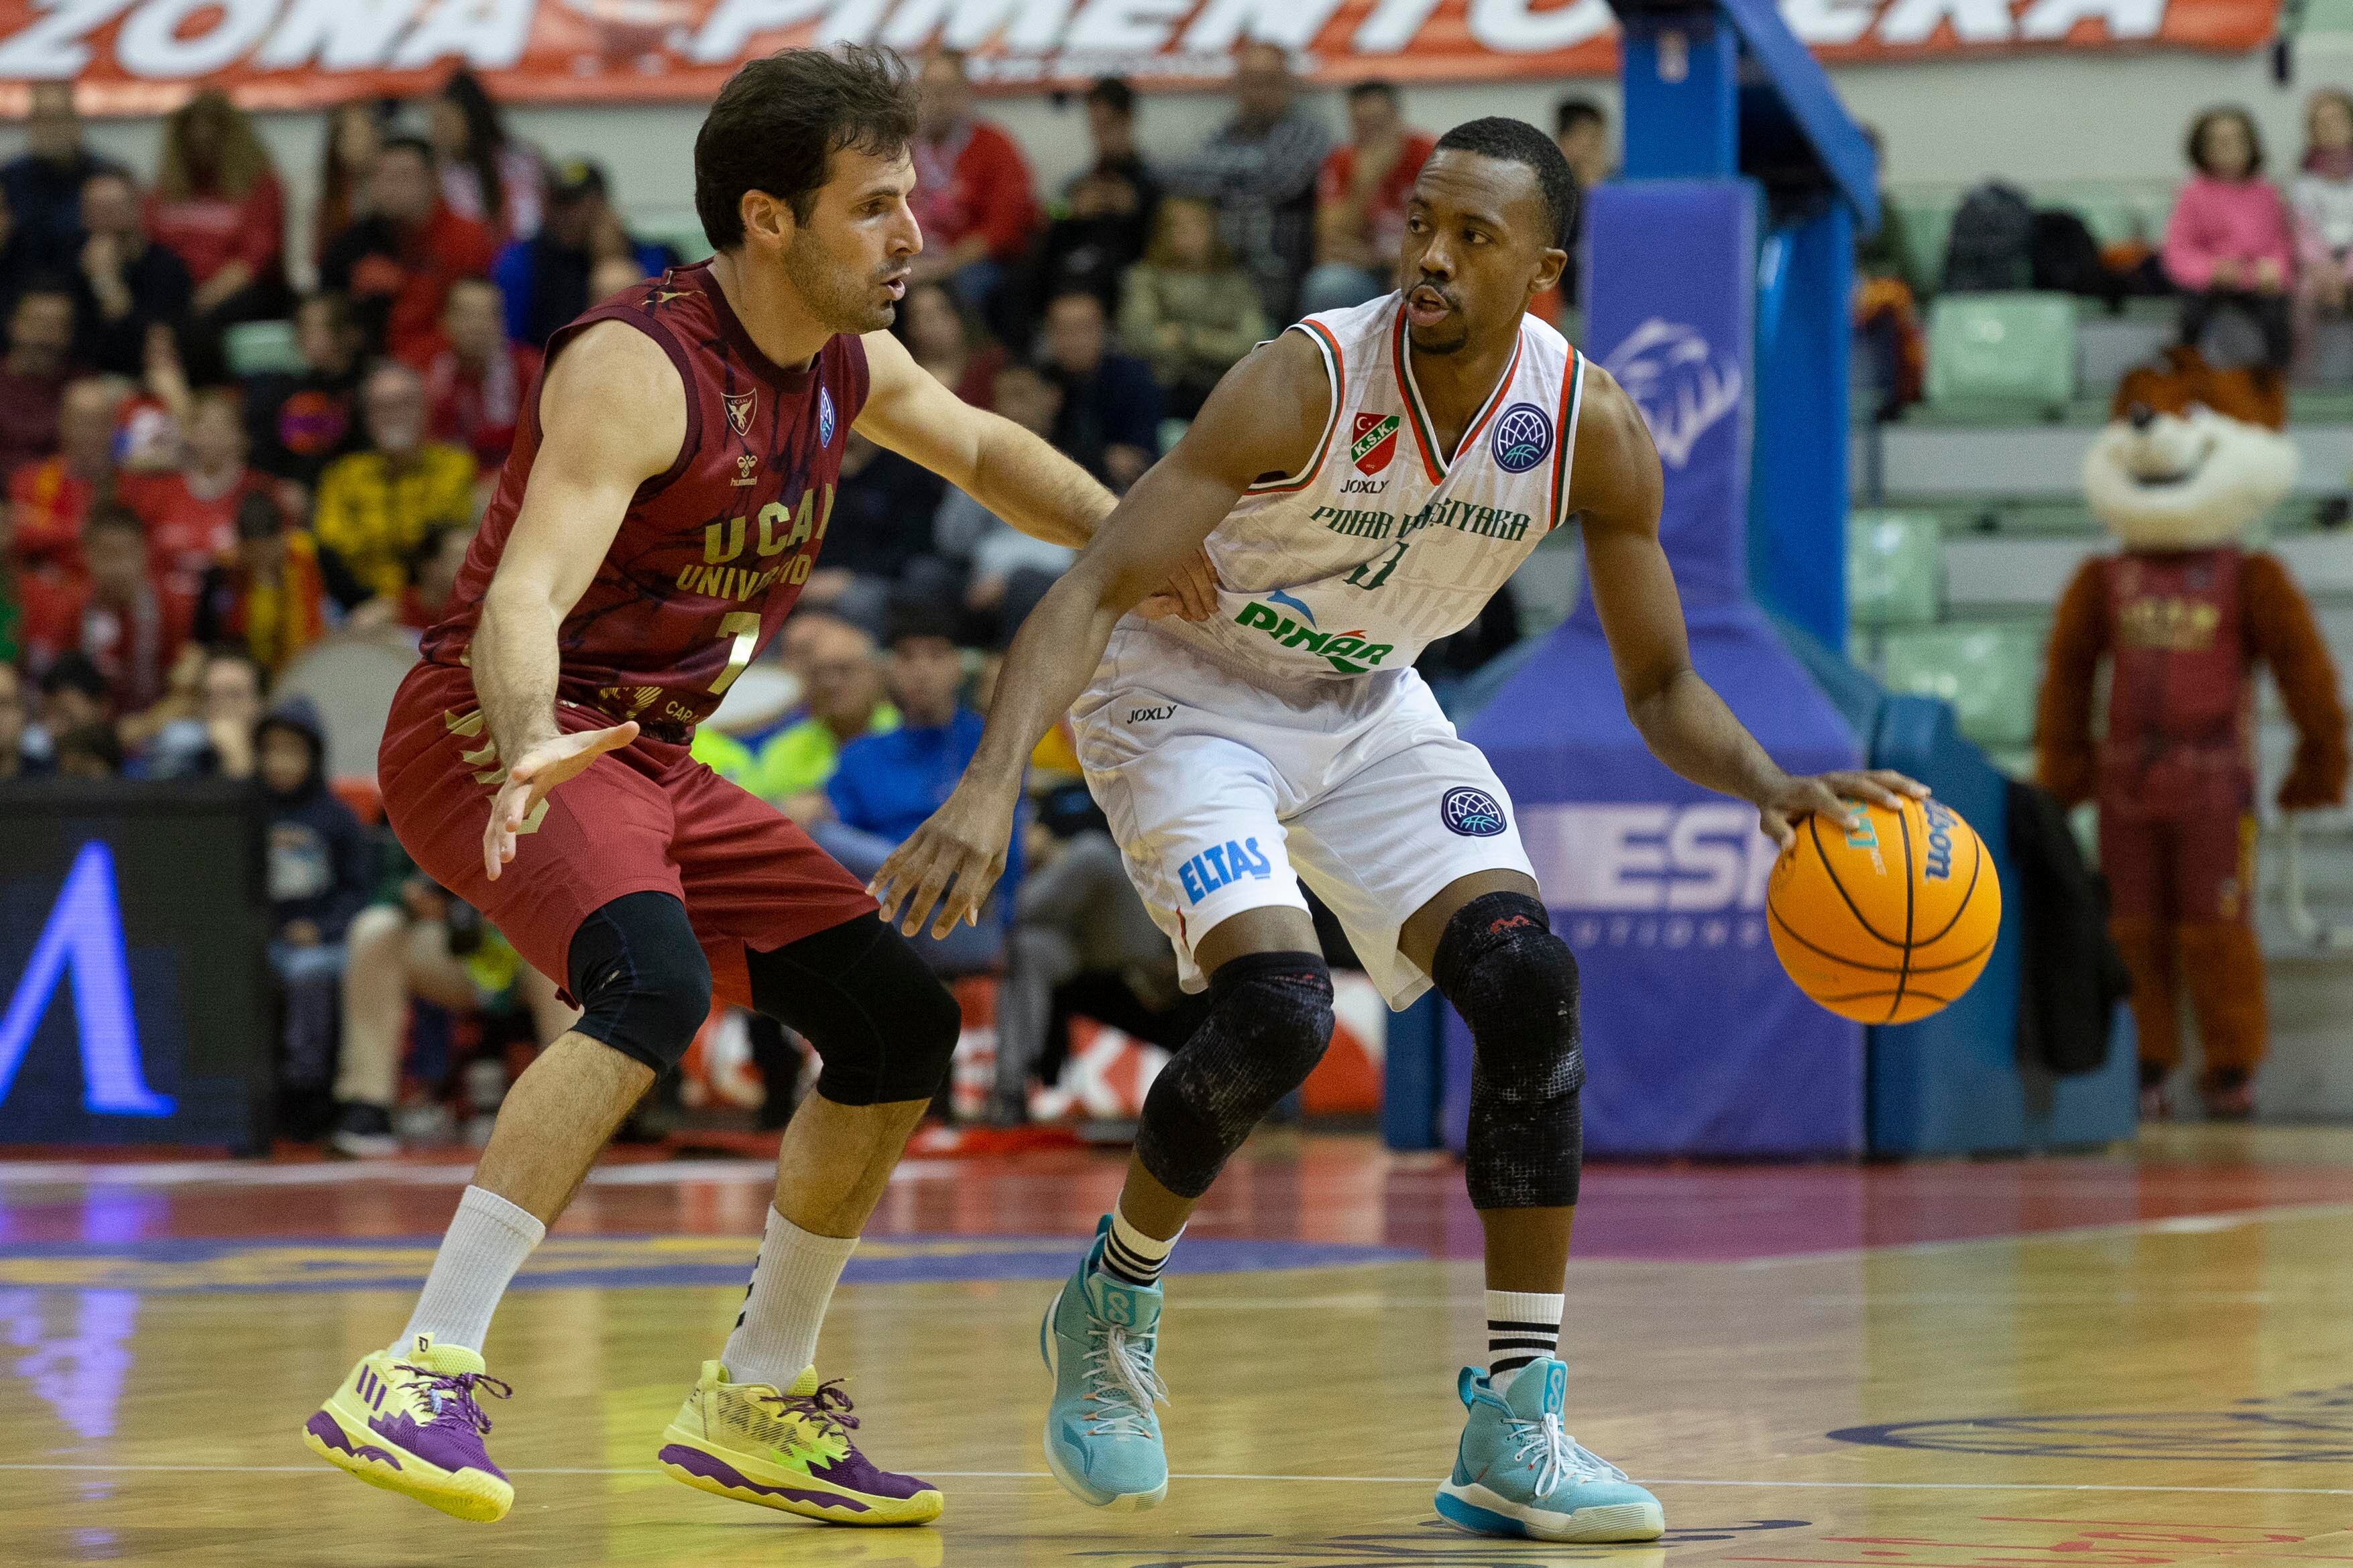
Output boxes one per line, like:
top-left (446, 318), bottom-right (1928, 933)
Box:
top-left (1145, 293), bottom-right (1586, 681)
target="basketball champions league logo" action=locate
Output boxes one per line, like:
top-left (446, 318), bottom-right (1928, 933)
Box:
top-left (1601, 319), bottom-right (1744, 469)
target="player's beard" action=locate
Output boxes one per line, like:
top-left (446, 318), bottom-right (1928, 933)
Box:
top-left (781, 231), bottom-right (897, 336)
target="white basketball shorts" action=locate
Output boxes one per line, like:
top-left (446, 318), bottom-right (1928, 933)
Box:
top-left (1070, 622), bottom-right (1536, 1009)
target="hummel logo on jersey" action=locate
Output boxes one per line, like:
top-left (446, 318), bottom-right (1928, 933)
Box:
top-left (1234, 601), bottom-right (1393, 674)
top-left (1352, 412), bottom-right (1399, 475)
top-left (724, 391), bottom-right (756, 438)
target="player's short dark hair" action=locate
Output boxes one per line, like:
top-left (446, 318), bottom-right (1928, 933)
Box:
top-left (1086, 76), bottom-right (1135, 117)
top-left (1432, 117), bottom-right (1579, 253)
top-left (1554, 96), bottom-right (1605, 137)
top-left (695, 46), bottom-right (919, 251)
top-left (1347, 80), bottom-right (1399, 107)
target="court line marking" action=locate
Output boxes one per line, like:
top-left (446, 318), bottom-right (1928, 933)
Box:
top-left (1, 1463), bottom-right (2348, 1496)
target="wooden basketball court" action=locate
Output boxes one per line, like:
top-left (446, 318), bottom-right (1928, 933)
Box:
top-left (3, 1125), bottom-right (2348, 1566)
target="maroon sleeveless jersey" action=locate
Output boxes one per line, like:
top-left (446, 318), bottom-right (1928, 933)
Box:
top-left (420, 261), bottom-right (868, 743)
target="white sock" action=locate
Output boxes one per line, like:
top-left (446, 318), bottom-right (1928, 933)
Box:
top-left (1485, 1289), bottom-right (1564, 1394)
top-left (1098, 1203), bottom-right (1180, 1288)
top-left (721, 1206), bottom-right (860, 1390)
top-left (398, 1186), bottom-right (545, 1353)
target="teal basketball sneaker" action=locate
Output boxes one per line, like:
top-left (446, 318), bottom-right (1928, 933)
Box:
top-left (1435, 1358), bottom-right (1664, 1543)
top-left (1039, 1215), bottom-right (1168, 1510)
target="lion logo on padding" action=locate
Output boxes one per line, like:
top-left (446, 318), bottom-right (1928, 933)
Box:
top-left (1601, 318), bottom-right (1743, 470)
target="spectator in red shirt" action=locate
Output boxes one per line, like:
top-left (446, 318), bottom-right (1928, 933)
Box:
top-left (412, 277), bottom-right (540, 471)
top-left (1301, 82), bottom-right (1434, 316)
top-left (121, 387), bottom-right (276, 625)
top-left (149, 90), bottom-right (289, 347)
top-left (319, 137), bottom-right (496, 362)
top-left (0, 286), bottom-right (77, 482)
top-left (10, 375), bottom-right (126, 578)
top-left (908, 49), bottom-right (1039, 324)
top-left (21, 500), bottom-right (188, 719)
top-left (195, 489), bottom-right (329, 678)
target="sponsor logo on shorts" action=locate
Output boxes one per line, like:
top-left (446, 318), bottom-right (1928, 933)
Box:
top-left (1441, 786), bottom-right (1508, 837)
top-left (1178, 838), bottom-right (1273, 904)
top-left (1129, 704), bottom-right (1177, 723)
top-left (1233, 601), bottom-right (1393, 675)
top-left (1490, 403), bottom-right (1554, 474)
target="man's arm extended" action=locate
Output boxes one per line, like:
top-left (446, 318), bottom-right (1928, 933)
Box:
top-left (1572, 366), bottom-right (1922, 845)
top-left (474, 320), bottom-right (684, 880)
top-left (870, 328), bottom-right (1332, 937)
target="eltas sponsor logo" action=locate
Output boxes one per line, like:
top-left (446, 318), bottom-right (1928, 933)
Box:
top-left (1178, 838), bottom-right (1273, 904)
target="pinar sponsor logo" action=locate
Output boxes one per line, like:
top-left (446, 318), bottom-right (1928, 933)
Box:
top-left (0, 0), bottom-right (2273, 115)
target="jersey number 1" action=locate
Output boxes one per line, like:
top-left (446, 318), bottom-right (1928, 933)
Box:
top-left (707, 611), bottom-right (761, 696)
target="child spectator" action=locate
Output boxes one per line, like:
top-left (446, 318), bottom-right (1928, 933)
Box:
top-left (414, 278), bottom-right (540, 470)
top-left (1302, 81), bottom-right (1433, 316)
top-left (319, 138), bottom-right (497, 362)
top-left (21, 501), bottom-right (189, 718)
top-left (1038, 290), bottom-right (1162, 492)
top-left (0, 286), bottom-right (77, 482)
top-left (429, 70), bottom-right (549, 245)
top-left (2165, 106), bottom-right (2298, 371)
top-left (149, 89), bottom-right (288, 341)
top-left (1035, 77), bottom-right (1161, 318)
top-left (899, 280), bottom-right (1004, 408)
top-left (1118, 196), bottom-right (1268, 419)
top-left (10, 375), bottom-right (126, 578)
top-left (72, 169), bottom-right (192, 380)
top-left (907, 49), bottom-right (1039, 320)
top-left (2293, 88), bottom-right (2353, 375)
top-left (312, 101), bottom-right (387, 272)
top-left (313, 361), bottom-right (477, 613)
top-left (195, 491), bottom-right (329, 678)
top-left (243, 292), bottom-right (367, 491)
top-left (255, 696), bottom-right (374, 1139)
top-left (121, 387), bottom-right (276, 625)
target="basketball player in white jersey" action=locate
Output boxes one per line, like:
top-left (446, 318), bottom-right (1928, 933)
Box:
top-left (873, 117), bottom-right (1920, 1541)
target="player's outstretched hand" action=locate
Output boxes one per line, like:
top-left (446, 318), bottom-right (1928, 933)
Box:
top-left (868, 780), bottom-right (1019, 940)
top-left (483, 722), bottom-right (640, 881)
top-left (1757, 769), bottom-right (1929, 851)
top-left (1136, 546), bottom-right (1220, 623)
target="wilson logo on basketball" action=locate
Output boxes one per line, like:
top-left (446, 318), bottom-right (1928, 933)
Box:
top-left (1352, 412), bottom-right (1399, 476)
top-left (1923, 800), bottom-right (1958, 880)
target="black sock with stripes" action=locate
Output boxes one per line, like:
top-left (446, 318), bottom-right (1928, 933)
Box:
top-left (1486, 1290), bottom-right (1564, 1394)
top-left (1096, 1205), bottom-right (1179, 1289)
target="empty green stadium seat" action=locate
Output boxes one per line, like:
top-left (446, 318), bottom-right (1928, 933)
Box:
top-left (224, 319), bottom-right (303, 377)
top-left (1925, 294), bottom-right (2077, 415)
top-left (646, 221), bottom-right (714, 264)
top-left (1847, 511), bottom-right (1943, 628)
top-left (1892, 194), bottom-right (1957, 292)
top-left (1879, 621), bottom-right (2047, 749)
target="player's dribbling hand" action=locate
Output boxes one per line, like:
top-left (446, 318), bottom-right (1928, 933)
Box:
top-left (868, 780), bottom-right (1017, 940)
top-left (1757, 769), bottom-right (1929, 852)
top-left (482, 722), bottom-right (640, 881)
top-left (1136, 547), bottom-right (1220, 623)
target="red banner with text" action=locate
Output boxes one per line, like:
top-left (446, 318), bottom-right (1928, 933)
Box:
top-left (0, 0), bottom-right (2281, 117)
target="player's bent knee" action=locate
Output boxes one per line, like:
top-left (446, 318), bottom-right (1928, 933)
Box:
top-left (567, 891), bottom-right (712, 1074)
top-left (1135, 951), bottom-right (1334, 1200)
top-left (1434, 892), bottom-right (1585, 1211)
top-left (744, 913), bottom-right (962, 1107)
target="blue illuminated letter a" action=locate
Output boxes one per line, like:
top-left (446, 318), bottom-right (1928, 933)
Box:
top-left (0, 841), bottom-right (174, 1115)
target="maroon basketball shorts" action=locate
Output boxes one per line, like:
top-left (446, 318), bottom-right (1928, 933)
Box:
top-left (378, 662), bottom-right (876, 1008)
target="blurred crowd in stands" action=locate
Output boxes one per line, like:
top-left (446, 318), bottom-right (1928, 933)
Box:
top-left (0, 55), bottom-right (1607, 1150)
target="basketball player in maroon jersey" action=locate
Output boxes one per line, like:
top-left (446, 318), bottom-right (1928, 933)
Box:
top-left (300, 47), bottom-right (1208, 1528)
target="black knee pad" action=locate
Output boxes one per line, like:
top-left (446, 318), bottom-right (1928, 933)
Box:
top-left (746, 912), bottom-right (962, 1106)
top-left (1434, 892), bottom-right (1585, 1210)
top-left (567, 891), bottom-right (713, 1073)
top-left (1135, 951), bottom-right (1334, 1200)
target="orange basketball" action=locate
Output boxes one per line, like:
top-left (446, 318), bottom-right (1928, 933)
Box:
top-left (1766, 794), bottom-right (2002, 1024)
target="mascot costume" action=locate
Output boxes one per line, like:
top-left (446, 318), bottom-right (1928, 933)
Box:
top-left (2037, 406), bottom-right (2346, 1118)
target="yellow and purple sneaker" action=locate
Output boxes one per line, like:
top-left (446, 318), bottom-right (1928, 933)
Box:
top-left (658, 1362), bottom-right (943, 1526)
top-left (301, 1333), bottom-right (514, 1522)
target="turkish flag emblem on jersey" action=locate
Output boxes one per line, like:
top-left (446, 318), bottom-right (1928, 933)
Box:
top-left (1352, 412), bottom-right (1399, 476)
